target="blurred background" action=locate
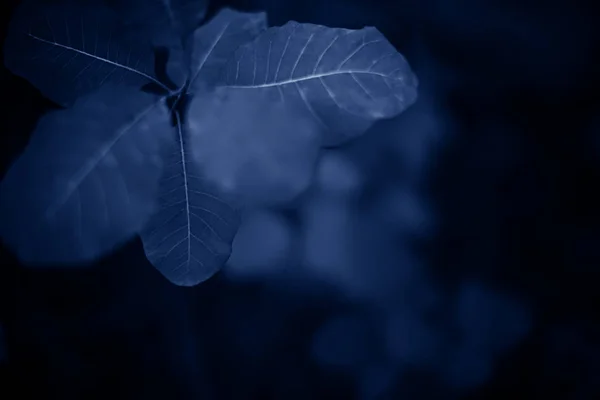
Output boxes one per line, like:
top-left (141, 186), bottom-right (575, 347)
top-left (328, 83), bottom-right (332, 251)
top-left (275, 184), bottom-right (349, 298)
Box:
top-left (0, 0), bottom-right (599, 398)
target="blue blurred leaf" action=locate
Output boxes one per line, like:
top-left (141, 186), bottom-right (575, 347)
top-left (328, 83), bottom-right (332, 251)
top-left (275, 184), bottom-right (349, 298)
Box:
top-left (106, 0), bottom-right (208, 44)
top-left (3, 0), bottom-right (169, 106)
top-left (0, 86), bottom-right (171, 265)
top-left (140, 111), bottom-right (240, 287)
top-left (226, 210), bottom-right (292, 278)
top-left (455, 282), bottom-right (531, 354)
top-left (187, 8), bottom-right (267, 92)
top-left (222, 21), bottom-right (419, 146)
top-left (103, 0), bottom-right (209, 88)
top-left (187, 89), bottom-right (320, 206)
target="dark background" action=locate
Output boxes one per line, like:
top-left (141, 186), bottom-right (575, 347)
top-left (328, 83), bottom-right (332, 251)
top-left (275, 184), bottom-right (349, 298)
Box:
top-left (1, 0), bottom-right (599, 399)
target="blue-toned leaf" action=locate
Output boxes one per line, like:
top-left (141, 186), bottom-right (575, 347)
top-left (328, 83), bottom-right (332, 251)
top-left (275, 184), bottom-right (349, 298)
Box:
top-left (222, 22), bottom-right (419, 146)
top-left (187, 88), bottom-right (320, 207)
top-left (0, 86), bottom-right (171, 266)
top-left (104, 0), bottom-right (209, 87)
top-left (3, 0), bottom-right (169, 106)
top-left (187, 8), bottom-right (267, 92)
top-left (140, 112), bottom-right (240, 287)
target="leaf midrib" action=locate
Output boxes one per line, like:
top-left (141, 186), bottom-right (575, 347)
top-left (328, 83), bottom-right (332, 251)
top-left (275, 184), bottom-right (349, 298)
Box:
top-left (44, 101), bottom-right (160, 219)
top-left (225, 69), bottom-right (400, 88)
top-left (28, 33), bottom-right (169, 92)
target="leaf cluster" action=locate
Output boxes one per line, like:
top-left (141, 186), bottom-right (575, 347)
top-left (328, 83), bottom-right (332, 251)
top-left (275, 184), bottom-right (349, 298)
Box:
top-left (0, 0), bottom-right (418, 286)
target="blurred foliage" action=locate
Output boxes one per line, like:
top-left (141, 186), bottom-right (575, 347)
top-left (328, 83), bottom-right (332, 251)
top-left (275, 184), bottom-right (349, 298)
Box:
top-left (1, 0), bottom-right (599, 398)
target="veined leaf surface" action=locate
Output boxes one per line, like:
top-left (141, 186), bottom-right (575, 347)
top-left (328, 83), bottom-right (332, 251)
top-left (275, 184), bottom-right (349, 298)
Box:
top-left (222, 22), bottom-right (419, 146)
top-left (137, 8), bottom-right (267, 286)
top-left (0, 86), bottom-right (171, 266)
top-left (4, 0), bottom-right (168, 106)
top-left (140, 112), bottom-right (240, 287)
top-left (187, 8), bottom-right (267, 92)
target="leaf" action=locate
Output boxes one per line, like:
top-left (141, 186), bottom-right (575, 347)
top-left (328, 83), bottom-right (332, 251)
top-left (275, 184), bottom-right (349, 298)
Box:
top-left (187, 88), bottom-right (321, 207)
top-left (3, 0), bottom-right (169, 106)
top-left (222, 21), bottom-right (419, 146)
top-left (104, 0), bottom-right (210, 87)
top-left (187, 8), bottom-right (267, 92)
top-left (140, 111), bottom-right (240, 287)
top-left (0, 86), bottom-right (171, 266)
top-left (139, 8), bottom-right (267, 286)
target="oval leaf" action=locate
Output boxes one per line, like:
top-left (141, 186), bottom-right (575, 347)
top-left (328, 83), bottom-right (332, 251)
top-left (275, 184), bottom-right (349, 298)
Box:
top-left (222, 22), bottom-right (419, 146)
top-left (0, 86), bottom-right (171, 266)
top-left (187, 8), bottom-right (267, 91)
top-left (3, 0), bottom-right (168, 106)
top-left (140, 113), bottom-right (240, 287)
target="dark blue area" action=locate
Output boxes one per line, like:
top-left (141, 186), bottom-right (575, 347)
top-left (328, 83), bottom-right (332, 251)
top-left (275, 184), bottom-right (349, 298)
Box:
top-left (1, 0), bottom-right (599, 399)
top-left (0, 324), bottom-right (5, 363)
